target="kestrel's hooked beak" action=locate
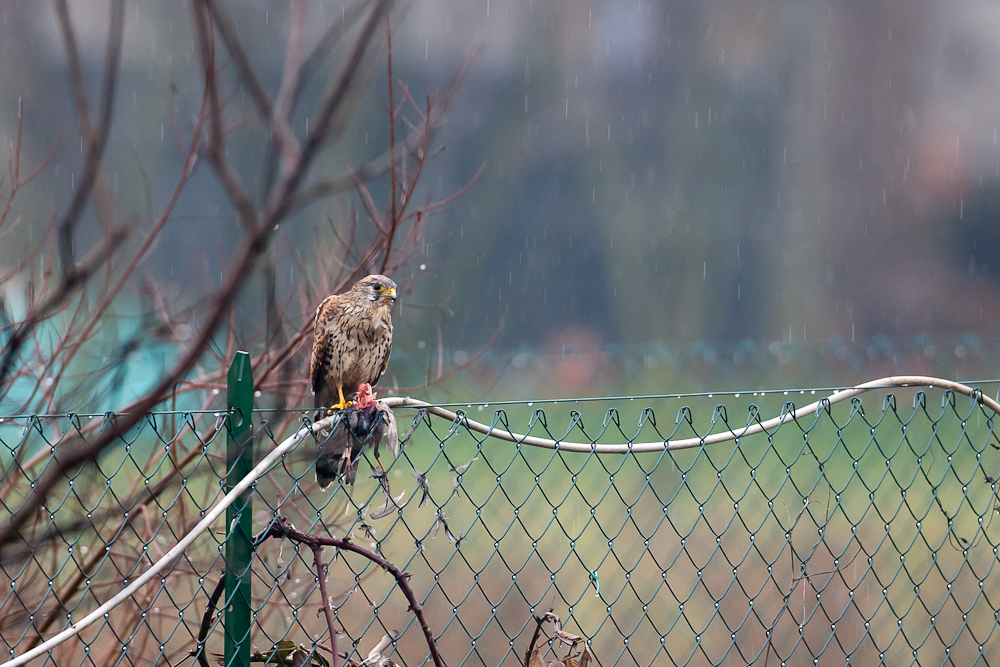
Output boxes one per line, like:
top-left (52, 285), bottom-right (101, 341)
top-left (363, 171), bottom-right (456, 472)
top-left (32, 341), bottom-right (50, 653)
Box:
top-left (384, 287), bottom-right (397, 303)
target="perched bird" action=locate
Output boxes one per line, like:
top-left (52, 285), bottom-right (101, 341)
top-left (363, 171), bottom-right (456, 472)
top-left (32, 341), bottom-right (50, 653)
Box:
top-left (310, 274), bottom-right (396, 411)
top-left (315, 383), bottom-right (398, 487)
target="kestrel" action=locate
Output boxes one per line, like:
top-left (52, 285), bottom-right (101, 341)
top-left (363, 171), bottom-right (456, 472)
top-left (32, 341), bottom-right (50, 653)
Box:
top-left (310, 274), bottom-right (396, 411)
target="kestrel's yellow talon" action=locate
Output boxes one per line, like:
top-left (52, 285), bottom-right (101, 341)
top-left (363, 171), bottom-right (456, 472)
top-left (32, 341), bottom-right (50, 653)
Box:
top-left (330, 385), bottom-right (352, 410)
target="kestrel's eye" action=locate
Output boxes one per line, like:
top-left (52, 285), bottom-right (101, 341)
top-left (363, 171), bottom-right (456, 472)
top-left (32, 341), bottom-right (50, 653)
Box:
top-left (373, 284), bottom-right (384, 292)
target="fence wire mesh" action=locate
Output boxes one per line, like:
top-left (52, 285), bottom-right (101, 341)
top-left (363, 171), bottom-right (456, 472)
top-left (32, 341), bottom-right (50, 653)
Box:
top-left (2, 385), bottom-right (1000, 666)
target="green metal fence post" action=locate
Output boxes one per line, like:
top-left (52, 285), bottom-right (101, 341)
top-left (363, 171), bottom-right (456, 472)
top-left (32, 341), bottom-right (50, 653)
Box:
top-left (224, 351), bottom-right (254, 667)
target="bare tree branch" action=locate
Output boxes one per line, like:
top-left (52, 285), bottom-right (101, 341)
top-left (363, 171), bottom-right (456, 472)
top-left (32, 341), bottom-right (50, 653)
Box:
top-left (272, 0), bottom-right (307, 174)
top-left (0, 0), bottom-right (394, 570)
top-left (52, 0), bottom-right (126, 278)
top-left (0, 226), bottom-right (130, 391)
top-left (192, 0), bottom-right (258, 232)
top-left (290, 46), bottom-right (480, 213)
top-left (258, 515), bottom-right (445, 667)
top-left (200, 0), bottom-right (276, 131)
top-left (268, 0), bottom-right (393, 218)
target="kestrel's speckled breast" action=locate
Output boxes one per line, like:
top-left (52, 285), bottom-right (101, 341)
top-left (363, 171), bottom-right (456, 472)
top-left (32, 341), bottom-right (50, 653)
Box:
top-left (322, 304), bottom-right (393, 392)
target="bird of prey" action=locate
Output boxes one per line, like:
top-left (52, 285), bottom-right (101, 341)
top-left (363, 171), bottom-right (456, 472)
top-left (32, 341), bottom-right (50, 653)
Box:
top-left (310, 274), bottom-right (396, 411)
top-left (315, 383), bottom-right (398, 487)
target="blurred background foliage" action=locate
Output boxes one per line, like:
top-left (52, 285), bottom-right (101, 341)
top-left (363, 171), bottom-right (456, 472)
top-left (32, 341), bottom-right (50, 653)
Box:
top-left (3, 0), bottom-right (1000, 412)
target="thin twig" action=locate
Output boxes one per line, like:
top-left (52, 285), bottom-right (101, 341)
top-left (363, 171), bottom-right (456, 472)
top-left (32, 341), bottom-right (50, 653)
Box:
top-left (271, 0), bottom-right (306, 174)
top-left (0, 100), bottom-right (61, 233)
top-left (524, 610), bottom-right (552, 666)
top-left (201, 0), bottom-right (284, 147)
top-left (52, 0), bottom-right (125, 277)
top-left (0, 227), bottom-right (131, 388)
top-left (267, 0), bottom-right (392, 218)
top-left (383, 19), bottom-right (398, 273)
top-left (193, 0), bottom-right (258, 232)
top-left (259, 515), bottom-right (446, 667)
top-left (0, 0), bottom-right (127, 391)
top-left (192, 573), bottom-right (227, 667)
top-left (310, 544), bottom-right (339, 667)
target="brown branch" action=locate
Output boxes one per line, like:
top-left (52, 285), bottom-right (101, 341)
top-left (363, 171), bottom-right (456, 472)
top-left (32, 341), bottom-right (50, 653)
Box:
top-left (0, 217), bottom-right (56, 284)
top-left (0, 226), bottom-right (131, 391)
top-left (295, 0), bottom-right (371, 102)
top-left (290, 45), bottom-right (480, 214)
top-left (0, 101), bottom-right (61, 233)
top-left (0, 0), bottom-right (132, 412)
top-left (193, 0), bottom-right (258, 233)
top-left (393, 316), bottom-right (503, 394)
top-left (52, 0), bottom-right (125, 279)
top-left (258, 0), bottom-right (370, 202)
top-left (203, 0), bottom-right (303, 175)
top-left (393, 92), bottom-right (431, 215)
top-left (192, 573), bottom-right (227, 667)
top-left (257, 515), bottom-right (445, 667)
top-left (252, 320), bottom-right (312, 392)
top-left (311, 544), bottom-right (339, 667)
top-left (289, 130), bottom-right (427, 213)
top-left (271, 0), bottom-right (306, 173)
top-left (21, 413), bottom-right (219, 644)
top-left (201, 0), bottom-right (277, 132)
top-left (524, 610), bottom-right (553, 666)
top-left (0, 0), bottom-right (393, 567)
top-left (30, 99), bottom-right (208, 416)
top-left (407, 163), bottom-right (486, 219)
top-left (267, 0), bottom-right (392, 219)
top-left (383, 19), bottom-right (398, 274)
top-left (0, 0), bottom-right (131, 397)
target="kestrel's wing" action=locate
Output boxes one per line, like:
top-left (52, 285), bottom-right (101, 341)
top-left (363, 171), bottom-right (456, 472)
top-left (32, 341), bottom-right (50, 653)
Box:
top-left (376, 337), bottom-right (392, 383)
top-left (310, 295), bottom-right (340, 401)
top-left (367, 322), bottom-right (393, 386)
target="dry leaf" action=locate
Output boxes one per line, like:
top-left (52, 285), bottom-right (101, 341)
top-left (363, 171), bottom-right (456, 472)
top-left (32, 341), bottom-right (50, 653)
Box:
top-left (553, 628), bottom-right (584, 647)
top-left (527, 646), bottom-right (546, 667)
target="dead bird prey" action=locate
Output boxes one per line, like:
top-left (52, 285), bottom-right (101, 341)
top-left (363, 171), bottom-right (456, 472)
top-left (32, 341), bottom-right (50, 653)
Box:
top-left (315, 383), bottom-right (398, 487)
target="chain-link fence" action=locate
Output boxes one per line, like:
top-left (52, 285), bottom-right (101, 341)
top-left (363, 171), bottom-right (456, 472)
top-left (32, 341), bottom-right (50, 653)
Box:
top-left (3, 379), bottom-right (1000, 666)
